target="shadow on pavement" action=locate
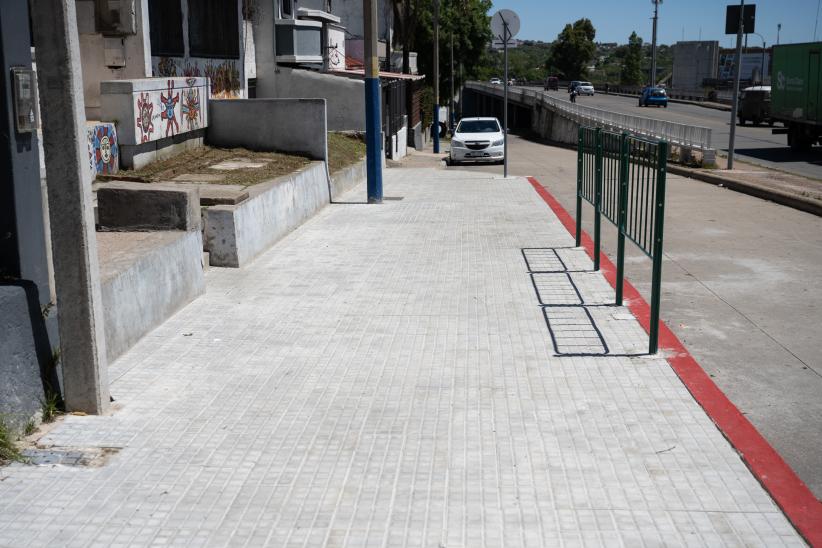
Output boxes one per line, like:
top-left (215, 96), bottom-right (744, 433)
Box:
top-left (734, 147), bottom-right (822, 165)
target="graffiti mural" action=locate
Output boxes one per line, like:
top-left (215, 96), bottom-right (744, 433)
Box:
top-left (181, 79), bottom-right (202, 130)
top-left (113, 77), bottom-right (209, 147)
top-left (86, 122), bottom-right (119, 177)
top-left (159, 80), bottom-right (180, 137)
top-left (153, 57), bottom-right (242, 98)
top-left (136, 92), bottom-right (155, 143)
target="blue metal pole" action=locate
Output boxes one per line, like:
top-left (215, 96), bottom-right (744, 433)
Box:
top-left (433, 103), bottom-right (440, 153)
top-left (365, 77), bottom-right (382, 203)
top-left (433, 0), bottom-right (440, 153)
top-left (364, 0), bottom-right (382, 203)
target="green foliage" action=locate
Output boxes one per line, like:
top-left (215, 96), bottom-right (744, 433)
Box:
top-left (475, 40), bottom-right (553, 83)
top-left (394, 0), bottom-right (493, 98)
top-left (41, 391), bottom-right (62, 424)
top-left (621, 32), bottom-right (645, 86)
top-left (546, 19), bottom-right (596, 79)
top-left (0, 417), bottom-right (24, 464)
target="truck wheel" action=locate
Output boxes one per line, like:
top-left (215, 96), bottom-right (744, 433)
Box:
top-left (738, 117), bottom-right (746, 126)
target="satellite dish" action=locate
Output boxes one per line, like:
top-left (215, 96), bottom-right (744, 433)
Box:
top-left (491, 9), bottom-right (520, 41)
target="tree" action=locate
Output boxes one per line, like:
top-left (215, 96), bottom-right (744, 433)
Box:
top-left (545, 18), bottom-right (596, 79)
top-left (621, 31), bottom-right (644, 86)
top-left (409, 0), bottom-right (493, 98)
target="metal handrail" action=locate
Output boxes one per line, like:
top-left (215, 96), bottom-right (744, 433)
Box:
top-left (466, 82), bottom-right (713, 150)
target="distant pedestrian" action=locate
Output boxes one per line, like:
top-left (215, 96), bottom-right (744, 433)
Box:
top-left (570, 89), bottom-right (578, 103)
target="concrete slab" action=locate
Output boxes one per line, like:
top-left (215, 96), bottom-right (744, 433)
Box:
top-left (172, 173), bottom-right (225, 182)
top-left (96, 181), bottom-right (200, 232)
top-left (0, 168), bottom-right (804, 546)
top-left (162, 182), bottom-right (249, 206)
top-left (208, 158), bottom-right (270, 171)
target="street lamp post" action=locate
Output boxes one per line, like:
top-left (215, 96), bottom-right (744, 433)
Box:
top-left (751, 32), bottom-right (766, 84)
top-left (777, 23), bottom-right (782, 45)
top-left (650, 0), bottom-right (662, 86)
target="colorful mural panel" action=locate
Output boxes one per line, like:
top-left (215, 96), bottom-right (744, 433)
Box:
top-left (120, 77), bottom-right (208, 146)
top-left (86, 122), bottom-right (119, 177)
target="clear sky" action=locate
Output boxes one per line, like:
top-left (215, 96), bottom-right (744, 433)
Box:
top-left (488, 0), bottom-right (822, 48)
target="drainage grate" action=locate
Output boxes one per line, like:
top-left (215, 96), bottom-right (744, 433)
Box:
top-left (543, 307), bottom-right (608, 356)
top-left (530, 273), bottom-right (583, 306)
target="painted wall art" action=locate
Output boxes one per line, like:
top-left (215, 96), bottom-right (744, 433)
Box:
top-left (123, 77), bottom-right (208, 146)
top-left (152, 57), bottom-right (242, 98)
top-left (86, 122), bottom-right (119, 177)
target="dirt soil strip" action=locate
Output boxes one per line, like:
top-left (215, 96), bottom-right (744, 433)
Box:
top-left (527, 175), bottom-right (822, 547)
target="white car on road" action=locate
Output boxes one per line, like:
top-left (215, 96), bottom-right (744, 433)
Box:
top-left (575, 82), bottom-right (595, 96)
top-left (449, 117), bottom-right (505, 165)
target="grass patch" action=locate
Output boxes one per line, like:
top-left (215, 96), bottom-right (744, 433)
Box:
top-left (41, 391), bottom-right (62, 424)
top-left (327, 132), bottom-right (366, 174)
top-left (0, 417), bottom-right (24, 465)
top-left (119, 146), bottom-right (312, 188)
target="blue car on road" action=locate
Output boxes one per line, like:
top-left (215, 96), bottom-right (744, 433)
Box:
top-left (639, 87), bottom-right (668, 108)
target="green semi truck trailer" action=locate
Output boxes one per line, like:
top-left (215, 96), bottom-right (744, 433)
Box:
top-left (772, 42), bottom-right (822, 150)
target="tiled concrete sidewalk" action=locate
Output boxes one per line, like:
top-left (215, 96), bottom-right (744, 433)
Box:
top-left (0, 169), bottom-right (803, 547)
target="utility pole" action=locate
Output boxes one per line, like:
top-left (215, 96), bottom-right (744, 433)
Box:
top-left (650, 0), bottom-right (661, 86)
top-left (728, 0), bottom-right (745, 171)
top-left (450, 31), bottom-right (455, 130)
top-left (433, 0), bottom-right (440, 153)
top-left (777, 23), bottom-right (781, 45)
top-left (364, 0), bottom-right (382, 202)
top-left (503, 20), bottom-right (509, 178)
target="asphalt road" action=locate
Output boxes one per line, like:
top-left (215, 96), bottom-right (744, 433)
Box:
top-left (449, 135), bottom-right (822, 501)
top-left (524, 87), bottom-right (822, 181)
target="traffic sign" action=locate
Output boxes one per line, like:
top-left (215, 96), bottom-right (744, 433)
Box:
top-left (491, 9), bottom-right (520, 41)
top-left (491, 38), bottom-right (517, 50)
top-left (725, 4), bottom-right (756, 34)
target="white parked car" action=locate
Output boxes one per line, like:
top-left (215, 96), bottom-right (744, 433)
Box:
top-left (449, 117), bottom-right (505, 165)
top-left (575, 82), bottom-right (595, 96)
top-left (490, 77), bottom-right (502, 85)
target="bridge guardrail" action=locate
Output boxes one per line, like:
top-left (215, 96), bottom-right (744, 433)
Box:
top-left (466, 82), bottom-right (713, 152)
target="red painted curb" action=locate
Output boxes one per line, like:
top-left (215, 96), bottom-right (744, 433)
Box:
top-left (527, 176), bottom-right (822, 547)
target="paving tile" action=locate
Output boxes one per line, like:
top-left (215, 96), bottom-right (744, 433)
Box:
top-left (0, 168), bottom-right (803, 547)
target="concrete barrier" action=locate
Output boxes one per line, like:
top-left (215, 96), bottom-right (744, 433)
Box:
top-left (204, 162), bottom-right (329, 267)
top-left (99, 230), bottom-right (205, 363)
top-left (97, 182), bottom-right (201, 231)
top-left (330, 157), bottom-right (366, 201)
top-left (207, 99), bottom-right (327, 161)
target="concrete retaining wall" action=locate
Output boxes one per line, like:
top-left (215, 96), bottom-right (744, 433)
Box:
top-left (331, 158), bottom-right (366, 201)
top-left (99, 230), bottom-right (205, 363)
top-left (204, 162), bottom-right (330, 267)
top-left (273, 67), bottom-right (364, 131)
top-left (207, 98), bottom-right (327, 161)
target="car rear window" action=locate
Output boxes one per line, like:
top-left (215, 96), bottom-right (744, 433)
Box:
top-left (457, 120), bottom-right (500, 133)
top-left (652, 88), bottom-right (666, 96)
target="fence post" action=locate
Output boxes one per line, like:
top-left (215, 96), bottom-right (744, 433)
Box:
top-left (616, 132), bottom-right (629, 305)
top-left (575, 127), bottom-right (583, 247)
top-left (649, 140), bottom-right (668, 354)
top-left (593, 127), bottom-right (603, 271)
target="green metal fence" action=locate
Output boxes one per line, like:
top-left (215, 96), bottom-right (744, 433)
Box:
top-left (575, 126), bottom-right (668, 354)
